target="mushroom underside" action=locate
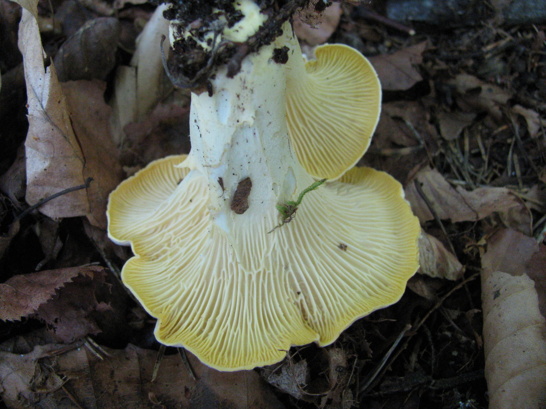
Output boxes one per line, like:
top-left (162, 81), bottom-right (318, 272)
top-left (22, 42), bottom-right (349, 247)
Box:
top-left (107, 155), bottom-right (420, 371)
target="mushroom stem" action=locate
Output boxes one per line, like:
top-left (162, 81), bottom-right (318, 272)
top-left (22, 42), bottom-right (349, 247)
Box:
top-left (181, 24), bottom-right (306, 234)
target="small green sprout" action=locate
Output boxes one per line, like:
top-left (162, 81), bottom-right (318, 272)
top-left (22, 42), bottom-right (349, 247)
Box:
top-left (268, 179), bottom-right (327, 233)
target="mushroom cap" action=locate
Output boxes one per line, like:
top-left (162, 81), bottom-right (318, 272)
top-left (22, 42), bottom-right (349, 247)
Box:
top-left (286, 43), bottom-right (381, 180)
top-left (107, 155), bottom-right (420, 371)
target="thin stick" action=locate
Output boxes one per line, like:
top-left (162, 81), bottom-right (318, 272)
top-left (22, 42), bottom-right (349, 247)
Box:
top-left (178, 348), bottom-right (198, 381)
top-left (357, 7), bottom-right (416, 36)
top-left (151, 344), bottom-right (166, 382)
top-left (359, 324), bottom-right (412, 394)
top-left (16, 177), bottom-right (93, 221)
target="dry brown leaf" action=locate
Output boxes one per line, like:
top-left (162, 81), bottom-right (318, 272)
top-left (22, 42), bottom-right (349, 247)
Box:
top-left (0, 220), bottom-right (19, 260)
top-left (370, 42), bottom-right (426, 91)
top-left (512, 104), bottom-right (545, 139)
top-left (61, 80), bottom-right (124, 228)
top-left (437, 110), bottom-right (477, 141)
top-left (263, 360), bottom-right (308, 400)
top-left (0, 342), bottom-right (287, 409)
top-left (448, 74), bottom-right (511, 121)
top-left (481, 229), bottom-right (546, 409)
top-left (407, 275), bottom-right (444, 301)
top-left (322, 348), bottom-right (352, 409)
top-left (18, 8), bottom-right (122, 229)
top-left (0, 343), bottom-right (71, 408)
top-left (10, 0), bottom-right (37, 19)
top-left (527, 247), bottom-right (546, 317)
top-left (34, 269), bottom-right (109, 342)
top-left (366, 101), bottom-right (437, 183)
top-left (18, 7), bottom-right (89, 219)
top-left (482, 229), bottom-right (546, 316)
top-left (294, 2), bottom-right (342, 46)
top-left (418, 231), bottom-right (464, 280)
top-left (0, 265), bottom-right (105, 322)
top-left (54, 17), bottom-right (120, 82)
top-left (0, 144), bottom-right (26, 205)
top-left (34, 218), bottom-right (62, 269)
top-left (405, 167), bottom-right (531, 230)
top-left (122, 102), bottom-right (191, 166)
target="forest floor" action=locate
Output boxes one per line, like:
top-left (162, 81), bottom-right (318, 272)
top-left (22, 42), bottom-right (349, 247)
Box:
top-left (0, 1), bottom-right (545, 408)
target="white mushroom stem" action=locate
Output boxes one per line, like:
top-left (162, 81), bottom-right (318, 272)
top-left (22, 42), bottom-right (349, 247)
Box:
top-left (181, 26), bottom-right (306, 234)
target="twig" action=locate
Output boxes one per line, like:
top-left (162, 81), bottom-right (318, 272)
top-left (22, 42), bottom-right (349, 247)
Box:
top-left (361, 273), bottom-right (480, 395)
top-left (151, 344), bottom-right (166, 382)
top-left (359, 324), bottom-right (412, 394)
top-left (15, 177), bottom-right (93, 221)
top-left (61, 385), bottom-right (86, 409)
top-left (413, 273), bottom-right (479, 334)
top-left (178, 348), bottom-right (198, 381)
top-left (356, 7), bottom-right (416, 36)
top-left (84, 336), bottom-right (112, 360)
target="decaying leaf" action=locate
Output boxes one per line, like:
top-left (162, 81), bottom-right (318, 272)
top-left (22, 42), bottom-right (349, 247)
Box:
top-left (0, 220), bottom-right (19, 260)
top-left (367, 101), bottom-right (438, 183)
top-left (0, 266), bottom-right (103, 322)
top-left (418, 231), bottom-right (464, 280)
top-left (481, 229), bottom-right (546, 409)
top-left (121, 102), bottom-right (190, 166)
top-left (0, 343), bottom-right (72, 408)
top-left (54, 17), bottom-right (120, 82)
top-left (406, 167), bottom-right (531, 230)
top-left (370, 42), bottom-right (426, 91)
top-left (263, 359), bottom-right (308, 400)
top-left (437, 110), bottom-right (477, 141)
top-left (61, 80), bottom-right (124, 228)
top-left (17, 7), bottom-right (123, 229)
top-left (321, 348), bottom-right (354, 409)
top-left (448, 74), bottom-right (511, 121)
top-left (0, 144), bottom-right (26, 205)
top-left (34, 269), bottom-right (110, 342)
top-left (10, 0), bottom-right (37, 19)
top-left (0, 342), bottom-right (287, 409)
top-left (512, 104), bottom-right (545, 139)
top-left (18, 7), bottom-right (89, 219)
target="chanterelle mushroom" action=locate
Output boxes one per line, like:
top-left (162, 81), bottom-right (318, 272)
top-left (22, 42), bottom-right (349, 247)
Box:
top-left (107, 0), bottom-right (420, 371)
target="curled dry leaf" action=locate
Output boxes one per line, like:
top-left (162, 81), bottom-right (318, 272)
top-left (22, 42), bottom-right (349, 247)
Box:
top-left (437, 110), bottom-right (477, 141)
top-left (512, 104), bottom-right (545, 139)
top-left (0, 342), bottom-right (287, 409)
top-left (54, 17), bottom-right (120, 82)
top-left (418, 231), bottom-right (464, 280)
top-left (263, 360), bottom-right (308, 400)
top-left (18, 8), bottom-right (122, 228)
top-left (481, 229), bottom-right (546, 409)
top-left (405, 167), bottom-right (531, 231)
top-left (18, 7), bottom-right (89, 219)
top-left (448, 74), bottom-right (511, 121)
top-left (369, 42), bottom-right (426, 91)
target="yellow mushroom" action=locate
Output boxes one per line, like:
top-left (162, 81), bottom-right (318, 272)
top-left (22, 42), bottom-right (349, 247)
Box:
top-left (107, 8), bottom-right (419, 371)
